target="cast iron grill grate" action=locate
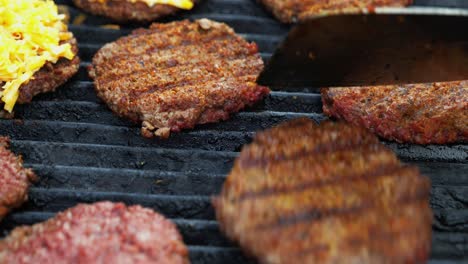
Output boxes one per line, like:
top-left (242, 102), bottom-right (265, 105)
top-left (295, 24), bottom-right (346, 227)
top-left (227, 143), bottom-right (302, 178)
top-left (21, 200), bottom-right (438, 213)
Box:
top-left (0, 0), bottom-right (467, 263)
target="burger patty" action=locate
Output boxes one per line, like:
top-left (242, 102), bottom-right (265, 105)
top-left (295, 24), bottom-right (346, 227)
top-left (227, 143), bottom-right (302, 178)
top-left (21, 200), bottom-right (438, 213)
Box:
top-left (73, 0), bottom-right (199, 23)
top-left (214, 118), bottom-right (432, 264)
top-left (1, 38), bottom-right (80, 117)
top-left (322, 81), bottom-right (468, 144)
top-left (0, 201), bottom-right (189, 264)
top-left (17, 38), bottom-right (80, 105)
top-left (259, 0), bottom-right (412, 23)
top-left (89, 19), bottom-right (270, 138)
top-left (0, 137), bottom-right (36, 222)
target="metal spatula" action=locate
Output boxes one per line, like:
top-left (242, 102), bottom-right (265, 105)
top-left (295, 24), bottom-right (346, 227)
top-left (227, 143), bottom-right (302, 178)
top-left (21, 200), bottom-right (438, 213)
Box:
top-left (257, 7), bottom-right (468, 89)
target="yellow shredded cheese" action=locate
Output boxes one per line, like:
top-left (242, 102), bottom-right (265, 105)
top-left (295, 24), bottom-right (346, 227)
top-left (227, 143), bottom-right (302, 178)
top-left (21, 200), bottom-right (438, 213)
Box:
top-left (94, 0), bottom-right (194, 10)
top-left (0, 0), bottom-right (75, 112)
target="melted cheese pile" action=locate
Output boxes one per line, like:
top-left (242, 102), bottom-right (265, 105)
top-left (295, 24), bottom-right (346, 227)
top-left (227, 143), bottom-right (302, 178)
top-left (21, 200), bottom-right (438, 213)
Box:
top-left (95, 0), bottom-right (194, 10)
top-left (0, 0), bottom-right (75, 112)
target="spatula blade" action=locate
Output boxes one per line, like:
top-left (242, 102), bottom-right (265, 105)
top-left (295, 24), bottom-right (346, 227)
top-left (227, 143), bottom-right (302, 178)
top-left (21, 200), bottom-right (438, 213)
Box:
top-left (257, 11), bottom-right (468, 89)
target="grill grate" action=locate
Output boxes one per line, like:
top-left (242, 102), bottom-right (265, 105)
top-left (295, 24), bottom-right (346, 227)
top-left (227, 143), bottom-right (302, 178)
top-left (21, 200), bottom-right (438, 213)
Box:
top-left (1, 0), bottom-right (467, 263)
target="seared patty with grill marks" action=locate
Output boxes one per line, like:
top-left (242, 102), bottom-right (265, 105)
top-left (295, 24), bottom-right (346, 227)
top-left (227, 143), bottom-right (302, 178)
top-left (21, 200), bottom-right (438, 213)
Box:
top-left (73, 0), bottom-right (199, 23)
top-left (214, 118), bottom-right (432, 264)
top-left (259, 0), bottom-right (412, 23)
top-left (322, 81), bottom-right (468, 144)
top-left (0, 201), bottom-right (189, 264)
top-left (89, 19), bottom-right (270, 138)
top-left (0, 137), bottom-right (36, 222)
top-left (1, 38), bottom-right (80, 117)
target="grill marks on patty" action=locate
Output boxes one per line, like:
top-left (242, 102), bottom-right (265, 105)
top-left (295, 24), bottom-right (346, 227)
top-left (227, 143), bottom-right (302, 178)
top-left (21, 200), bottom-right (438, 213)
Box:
top-left (259, 0), bottom-right (413, 23)
top-left (214, 119), bottom-right (432, 264)
top-left (0, 137), bottom-right (36, 222)
top-left (322, 81), bottom-right (468, 144)
top-left (248, 200), bottom-right (431, 263)
top-left (90, 19), bottom-right (269, 138)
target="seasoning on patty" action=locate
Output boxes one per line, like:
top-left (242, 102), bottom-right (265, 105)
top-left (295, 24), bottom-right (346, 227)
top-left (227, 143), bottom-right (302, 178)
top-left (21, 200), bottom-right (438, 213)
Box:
top-left (322, 81), bottom-right (468, 144)
top-left (0, 0), bottom-right (80, 115)
top-left (259, 0), bottom-right (413, 23)
top-left (0, 201), bottom-right (189, 264)
top-left (214, 118), bottom-right (432, 264)
top-left (89, 19), bottom-right (270, 138)
top-left (0, 137), bottom-right (36, 222)
top-left (73, 0), bottom-right (197, 23)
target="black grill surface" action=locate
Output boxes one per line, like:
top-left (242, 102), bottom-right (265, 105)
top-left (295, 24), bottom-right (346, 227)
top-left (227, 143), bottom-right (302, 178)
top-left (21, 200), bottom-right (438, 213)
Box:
top-left (1, 0), bottom-right (467, 263)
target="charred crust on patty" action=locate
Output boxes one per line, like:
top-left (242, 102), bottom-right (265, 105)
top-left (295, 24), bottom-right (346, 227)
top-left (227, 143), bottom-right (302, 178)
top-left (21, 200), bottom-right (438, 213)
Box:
top-left (89, 19), bottom-right (270, 138)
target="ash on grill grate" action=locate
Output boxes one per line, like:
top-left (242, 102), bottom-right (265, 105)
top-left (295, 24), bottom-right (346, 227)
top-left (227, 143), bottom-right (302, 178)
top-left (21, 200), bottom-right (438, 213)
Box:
top-left (0, 0), bottom-right (467, 263)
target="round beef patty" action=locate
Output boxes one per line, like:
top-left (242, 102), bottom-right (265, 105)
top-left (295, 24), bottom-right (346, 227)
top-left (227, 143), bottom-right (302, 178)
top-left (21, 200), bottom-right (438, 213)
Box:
top-left (259, 0), bottom-right (413, 23)
top-left (214, 118), bottom-right (432, 264)
top-left (73, 0), bottom-right (199, 23)
top-left (321, 81), bottom-right (468, 145)
top-left (0, 201), bottom-right (189, 264)
top-left (0, 137), bottom-right (36, 222)
top-left (0, 38), bottom-right (80, 117)
top-left (89, 19), bottom-right (269, 138)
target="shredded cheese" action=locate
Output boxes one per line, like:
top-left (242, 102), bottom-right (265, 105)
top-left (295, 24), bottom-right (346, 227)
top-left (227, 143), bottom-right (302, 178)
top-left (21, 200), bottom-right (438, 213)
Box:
top-left (94, 0), bottom-right (194, 10)
top-left (0, 0), bottom-right (75, 112)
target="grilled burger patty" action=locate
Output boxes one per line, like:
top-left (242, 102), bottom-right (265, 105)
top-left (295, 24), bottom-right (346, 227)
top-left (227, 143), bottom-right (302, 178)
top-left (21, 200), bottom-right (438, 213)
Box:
top-left (89, 19), bottom-right (269, 138)
top-left (0, 137), bottom-right (36, 222)
top-left (0, 201), bottom-right (189, 264)
top-left (1, 38), bottom-right (80, 117)
top-left (73, 0), bottom-right (198, 23)
top-left (17, 39), bottom-right (80, 105)
top-left (322, 81), bottom-right (468, 144)
top-left (214, 118), bottom-right (432, 263)
top-left (259, 0), bottom-right (412, 23)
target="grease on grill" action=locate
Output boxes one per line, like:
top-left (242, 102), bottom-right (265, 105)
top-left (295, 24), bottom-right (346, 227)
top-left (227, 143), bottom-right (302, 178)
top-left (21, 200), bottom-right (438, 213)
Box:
top-left (72, 14), bottom-right (88, 25)
top-left (100, 24), bottom-right (121, 30)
